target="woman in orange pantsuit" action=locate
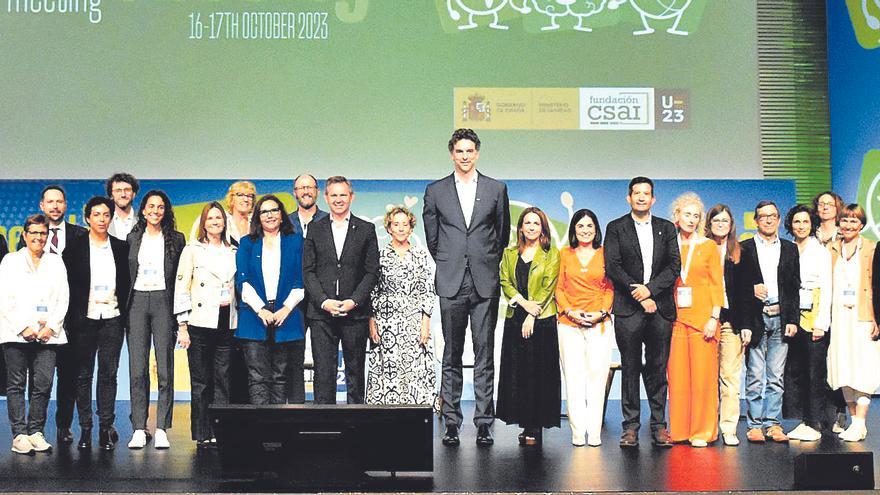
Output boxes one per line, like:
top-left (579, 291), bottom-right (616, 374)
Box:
top-left (667, 192), bottom-right (724, 447)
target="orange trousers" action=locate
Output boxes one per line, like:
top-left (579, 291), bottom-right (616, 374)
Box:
top-left (668, 320), bottom-right (719, 443)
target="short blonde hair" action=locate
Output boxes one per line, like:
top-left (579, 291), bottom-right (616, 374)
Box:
top-left (671, 192), bottom-right (705, 233)
top-left (384, 206), bottom-right (416, 231)
top-left (225, 181), bottom-right (256, 213)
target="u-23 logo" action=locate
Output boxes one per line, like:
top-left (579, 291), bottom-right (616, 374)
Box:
top-left (656, 90), bottom-right (689, 129)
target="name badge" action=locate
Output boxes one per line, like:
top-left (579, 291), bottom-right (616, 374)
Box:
top-left (799, 288), bottom-right (814, 311)
top-left (35, 305), bottom-right (48, 314)
top-left (842, 287), bottom-right (857, 307)
top-left (676, 286), bottom-right (693, 308)
top-left (219, 286), bottom-right (231, 306)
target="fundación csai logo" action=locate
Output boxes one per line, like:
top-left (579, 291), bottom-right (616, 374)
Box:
top-left (846, 0), bottom-right (880, 49)
top-left (579, 88), bottom-right (654, 130)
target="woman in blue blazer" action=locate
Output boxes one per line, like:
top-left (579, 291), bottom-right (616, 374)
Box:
top-left (235, 194), bottom-right (306, 405)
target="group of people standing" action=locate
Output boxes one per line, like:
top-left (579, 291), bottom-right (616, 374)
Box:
top-left (0, 128), bottom-right (877, 457)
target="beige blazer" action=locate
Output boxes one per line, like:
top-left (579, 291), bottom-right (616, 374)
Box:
top-left (829, 237), bottom-right (877, 323)
top-left (174, 242), bottom-right (238, 329)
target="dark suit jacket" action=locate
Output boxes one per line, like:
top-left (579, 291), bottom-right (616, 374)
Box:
top-left (302, 214), bottom-right (379, 320)
top-left (422, 172), bottom-right (510, 299)
top-left (125, 229), bottom-right (186, 310)
top-left (235, 232), bottom-right (305, 342)
top-left (735, 236), bottom-right (800, 345)
top-left (63, 234), bottom-right (131, 331)
top-left (720, 257), bottom-right (743, 333)
top-left (604, 214), bottom-right (681, 320)
top-left (288, 207), bottom-right (329, 237)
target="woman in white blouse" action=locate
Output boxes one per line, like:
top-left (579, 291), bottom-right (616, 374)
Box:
top-left (827, 204), bottom-right (880, 442)
top-left (0, 214), bottom-right (69, 455)
top-left (175, 202), bottom-right (238, 448)
top-left (125, 190), bottom-right (186, 450)
top-left (781, 205), bottom-right (832, 441)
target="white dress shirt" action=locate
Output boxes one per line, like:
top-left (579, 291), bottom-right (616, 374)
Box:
top-left (632, 214), bottom-right (654, 284)
top-left (0, 250), bottom-right (68, 344)
top-left (133, 232), bottom-right (166, 291)
top-left (87, 237), bottom-right (120, 320)
top-left (455, 173), bottom-right (478, 229)
top-left (755, 234), bottom-right (781, 303)
top-left (331, 213), bottom-right (351, 260)
top-left (109, 210), bottom-right (136, 240)
top-left (46, 221), bottom-right (67, 255)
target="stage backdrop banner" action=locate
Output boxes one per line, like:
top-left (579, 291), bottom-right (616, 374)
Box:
top-left (1, 1), bottom-right (761, 180)
top-left (828, 0), bottom-right (880, 239)
top-left (0, 178), bottom-right (795, 401)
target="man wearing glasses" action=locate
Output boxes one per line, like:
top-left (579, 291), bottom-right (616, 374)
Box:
top-left (737, 200), bottom-right (800, 444)
top-left (105, 173), bottom-right (140, 241)
top-left (290, 174), bottom-right (328, 238)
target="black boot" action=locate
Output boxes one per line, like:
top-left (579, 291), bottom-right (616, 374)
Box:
top-left (99, 427), bottom-right (119, 451)
top-left (77, 428), bottom-right (92, 450)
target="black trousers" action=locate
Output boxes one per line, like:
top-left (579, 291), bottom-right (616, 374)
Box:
top-left (4, 343), bottom-right (57, 437)
top-left (187, 306), bottom-right (235, 441)
top-left (614, 311), bottom-right (673, 433)
top-left (75, 317), bottom-right (125, 429)
top-left (310, 317), bottom-right (369, 404)
top-left (285, 318), bottom-right (309, 405)
top-left (782, 327), bottom-right (834, 430)
top-left (439, 269), bottom-right (499, 428)
top-left (54, 333), bottom-right (78, 430)
top-left (240, 339), bottom-right (304, 405)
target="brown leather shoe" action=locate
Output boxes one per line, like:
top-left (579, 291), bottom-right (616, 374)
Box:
top-left (652, 428), bottom-right (673, 448)
top-left (746, 428), bottom-right (765, 443)
top-left (619, 429), bottom-right (638, 447)
top-left (765, 425), bottom-right (789, 443)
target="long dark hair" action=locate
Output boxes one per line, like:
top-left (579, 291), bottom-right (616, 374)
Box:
top-left (249, 194), bottom-right (294, 239)
top-left (705, 204), bottom-right (741, 264)
top-left (133, 189), bottom-right (177, 237)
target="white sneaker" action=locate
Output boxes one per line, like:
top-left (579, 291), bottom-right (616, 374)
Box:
top-left (11, 434), bottom-right (34, 455)
top-left (571, 435), bottom-right (586, 447)
top-left (722, 433), bottom-right (740, 446)
top-left (154, 429), bottom-right (170, 449)
top-left (796, 425), bottom-right (821, 442)
top-left (587, 435), bottom-right (601, 447)
top-left (128, 429), bottom-right (147, 449)
top-left (27, 432), bottom-right (52, 452)
top-left (840, 423), bottom-right (867, 442)
top-left (787, 423), bottom-right (809, 440)
top-left (832, 421), bottom-right (845, 434)
top-left (690, 439), bottom-right (708, 448)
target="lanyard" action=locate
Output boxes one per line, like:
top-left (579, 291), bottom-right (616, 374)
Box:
top-left (678, 234), bottom-right (698, 285)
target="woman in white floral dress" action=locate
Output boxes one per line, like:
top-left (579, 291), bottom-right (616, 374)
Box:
top-left (366, 206), bottom-right (438, 406)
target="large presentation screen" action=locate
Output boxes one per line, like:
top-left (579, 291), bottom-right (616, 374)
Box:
top-left (1, 0), bottom-right (760, 179)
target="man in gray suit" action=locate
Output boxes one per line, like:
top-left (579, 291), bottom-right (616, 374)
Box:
top-left (423, 129), bottom-right (510, 446)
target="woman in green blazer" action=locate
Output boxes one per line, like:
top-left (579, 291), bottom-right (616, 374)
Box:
top-left (496, 206), bottom-right (561, 445)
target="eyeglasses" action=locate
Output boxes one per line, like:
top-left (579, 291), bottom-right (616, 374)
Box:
top-left (234, 193), bottom-right (256, 200)
top-left (26, 231), bottom-right (48, 237)
top-left (816, 201), bottom-right (836, 208)
top-left (259, 208), bottom-right (281, 216)
top-left (294, 186), bottom-right (317, 192)
top-left (710, 218), bottom-right (731, 224)
top-left (756, 213), bottom-right (779, 221)
top-left (111, 187), bottom-right (133, 194)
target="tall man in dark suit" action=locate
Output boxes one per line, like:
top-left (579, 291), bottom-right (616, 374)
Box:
top-left (288, 173), bottom-right (329, 403)
top-left (303, 176), bottom-right (379, 404)
top-left (33, 185), bottom-right (88, 445)
top-left (736, 200), bottom-right (800, 443)
top-left (604, 177), bottom-right (680, 448)
top-left (63, 197), bottom-right (131, 450)
top-left (423, 129), bottom-right (510, 446)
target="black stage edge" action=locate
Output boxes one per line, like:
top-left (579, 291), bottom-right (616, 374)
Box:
top-left (0, 400), bottom-right (878, 492)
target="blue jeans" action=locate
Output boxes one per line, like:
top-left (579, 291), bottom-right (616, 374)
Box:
top-left (745, 314), bottom-right (787, 429)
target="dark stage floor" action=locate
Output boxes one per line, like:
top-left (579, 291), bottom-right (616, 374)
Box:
top-left (0, 400), bottom-right (877, 492)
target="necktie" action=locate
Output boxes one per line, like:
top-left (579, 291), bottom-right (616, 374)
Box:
top-left (49, 228), bottom-right (59, 254)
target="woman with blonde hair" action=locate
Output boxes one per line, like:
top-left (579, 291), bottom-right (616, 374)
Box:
top-left (667, 192), bottom-right (724, 447)
top-left (189, 181), bottom-right (256, 244)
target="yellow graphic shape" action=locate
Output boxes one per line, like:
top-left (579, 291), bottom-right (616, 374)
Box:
top-left (454, 87), bottom-right (579, 130)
